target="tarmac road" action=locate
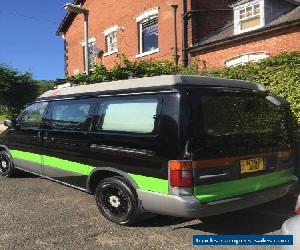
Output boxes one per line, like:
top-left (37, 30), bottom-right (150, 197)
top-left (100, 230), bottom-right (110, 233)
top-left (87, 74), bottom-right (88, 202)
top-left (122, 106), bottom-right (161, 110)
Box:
top-left (0, 171), bottom-right (297, 250)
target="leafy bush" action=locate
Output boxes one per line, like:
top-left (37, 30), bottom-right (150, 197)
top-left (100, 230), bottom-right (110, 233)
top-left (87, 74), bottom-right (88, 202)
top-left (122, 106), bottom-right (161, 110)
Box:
top-left (199, 52), bottom-right (300, 124)
top-left (67, 55), bottom-right (198, 85)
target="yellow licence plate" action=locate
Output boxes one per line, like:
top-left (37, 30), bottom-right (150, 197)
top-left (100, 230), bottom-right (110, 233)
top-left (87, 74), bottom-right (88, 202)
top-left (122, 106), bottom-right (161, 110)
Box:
top-left (240, 158), bottom-right (264, 174)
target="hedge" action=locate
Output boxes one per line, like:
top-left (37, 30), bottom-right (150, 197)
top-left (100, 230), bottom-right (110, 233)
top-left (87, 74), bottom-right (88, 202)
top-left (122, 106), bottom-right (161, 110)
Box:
top-left (199, 52), bottom-right (300, 124)
top-left (67, 55), bottom-right (198, 85)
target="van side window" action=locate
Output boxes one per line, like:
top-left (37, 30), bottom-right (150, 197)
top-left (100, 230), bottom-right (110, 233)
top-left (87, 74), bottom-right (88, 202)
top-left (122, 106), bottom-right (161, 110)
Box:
top-left (18, 102), bottom-right (48, 129)
top-left (49, 98), bottom-right (95, 131)
top-left (96, 98), bottom-right (158, 133)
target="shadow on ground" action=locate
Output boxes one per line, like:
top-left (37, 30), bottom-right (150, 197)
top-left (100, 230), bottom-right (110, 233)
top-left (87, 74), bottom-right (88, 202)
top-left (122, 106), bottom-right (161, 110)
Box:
top-left (15, 169), bottom-right (37, 178)
top-left (139, 196), bottom-right (297, 234)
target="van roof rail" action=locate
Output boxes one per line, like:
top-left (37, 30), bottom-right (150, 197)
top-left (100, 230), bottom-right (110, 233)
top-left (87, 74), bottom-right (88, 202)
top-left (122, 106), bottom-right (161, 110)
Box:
top-left (38, 75), bottom-right (267, 99)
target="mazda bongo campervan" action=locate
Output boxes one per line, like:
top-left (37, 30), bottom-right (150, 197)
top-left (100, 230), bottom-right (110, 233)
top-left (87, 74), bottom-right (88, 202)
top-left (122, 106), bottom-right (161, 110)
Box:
top-left (0, 75), bottom-right (298, 225)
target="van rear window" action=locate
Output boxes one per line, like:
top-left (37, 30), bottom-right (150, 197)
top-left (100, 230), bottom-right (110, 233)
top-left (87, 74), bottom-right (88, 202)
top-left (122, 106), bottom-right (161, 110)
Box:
top-left (201, 94), bottom-right (286, 136)
top-left (190, 90), bottom-right (291, 156)
top-left (96, 98), bottom-right (158, 133)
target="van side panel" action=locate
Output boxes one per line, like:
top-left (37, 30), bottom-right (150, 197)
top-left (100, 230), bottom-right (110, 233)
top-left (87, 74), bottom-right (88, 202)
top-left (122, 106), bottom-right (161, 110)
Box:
top-left (1, 93), bottom-right (181, 194)
top-left (86, 93), bottom-right (181, 194)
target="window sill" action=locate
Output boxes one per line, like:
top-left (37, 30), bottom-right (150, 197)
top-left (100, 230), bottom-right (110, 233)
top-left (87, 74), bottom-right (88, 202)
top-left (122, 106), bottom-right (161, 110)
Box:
top-left (235, 24), bottom-right (264, 35)
top-left (103, 50), bottom-right (119, 57)
top-left (136, 48), bottom-right (159, 58)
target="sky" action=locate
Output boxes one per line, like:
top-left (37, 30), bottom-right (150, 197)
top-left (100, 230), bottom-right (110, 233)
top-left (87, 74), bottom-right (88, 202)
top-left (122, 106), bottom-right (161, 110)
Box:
top-left (0, 1), bottom-right (68, 80)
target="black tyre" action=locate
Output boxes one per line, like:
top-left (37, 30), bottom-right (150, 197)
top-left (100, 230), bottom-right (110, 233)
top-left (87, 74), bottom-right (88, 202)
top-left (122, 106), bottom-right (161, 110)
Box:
top-left (0, 150), bottom-right (15, 177)
top-left (95, 177), bottom-right (140, 225)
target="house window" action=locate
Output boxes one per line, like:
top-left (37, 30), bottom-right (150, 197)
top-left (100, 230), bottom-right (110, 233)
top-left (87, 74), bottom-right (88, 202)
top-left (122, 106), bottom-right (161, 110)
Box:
top-left (103, 26), bottom-right (119, 56)
top-left (225, 52), bottom-right (270, 67)
top-left (136, 7), bottom-right (159, 58)
top-left (234, 0), bottom-right (264, 34)
top-left (82, 37), bottom-right (97, 70)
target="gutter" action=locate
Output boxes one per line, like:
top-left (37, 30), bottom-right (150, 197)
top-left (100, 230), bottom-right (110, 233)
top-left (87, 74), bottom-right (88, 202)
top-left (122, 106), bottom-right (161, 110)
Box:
top-left (56, 12), bottom-right (74, 36)
top-left (188, 19), bottom-right (300, 53)
top-left (183, 8), bottom-right (232, 18)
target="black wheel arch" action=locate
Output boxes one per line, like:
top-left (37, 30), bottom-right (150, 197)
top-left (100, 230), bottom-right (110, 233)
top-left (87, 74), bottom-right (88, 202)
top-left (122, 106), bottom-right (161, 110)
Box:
top-left (0, 145), bottom-right (12, 158)
top-left (87, 167), bottom-right (139, 194)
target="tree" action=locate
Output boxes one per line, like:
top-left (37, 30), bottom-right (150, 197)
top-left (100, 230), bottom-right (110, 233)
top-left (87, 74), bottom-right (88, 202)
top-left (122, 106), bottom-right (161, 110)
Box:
top-left (0, 64), bottom-right (53, 117)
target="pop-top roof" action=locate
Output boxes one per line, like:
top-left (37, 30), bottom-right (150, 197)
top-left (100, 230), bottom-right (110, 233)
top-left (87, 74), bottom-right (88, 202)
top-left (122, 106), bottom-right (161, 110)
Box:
top-left (38, 75), bottom-right (267, 99)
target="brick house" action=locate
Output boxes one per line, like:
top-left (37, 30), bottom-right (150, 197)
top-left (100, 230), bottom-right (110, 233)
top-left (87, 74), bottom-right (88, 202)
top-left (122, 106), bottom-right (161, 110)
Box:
top-left (189, 0), bottom-right (300, 69)
top-left (57, 0), bottom-right (184, 76)
top-left (56, 0), bottom-right (300, 76)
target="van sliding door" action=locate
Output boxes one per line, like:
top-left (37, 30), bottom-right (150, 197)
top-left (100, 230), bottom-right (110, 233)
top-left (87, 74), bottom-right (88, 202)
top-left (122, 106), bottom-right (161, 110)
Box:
top-left (41, 98), bottom-right (97, 189)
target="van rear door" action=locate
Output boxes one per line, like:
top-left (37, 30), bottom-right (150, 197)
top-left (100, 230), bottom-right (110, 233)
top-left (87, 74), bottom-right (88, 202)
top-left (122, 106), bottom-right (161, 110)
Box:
top-left (189, 88), bottom-right (296, 203)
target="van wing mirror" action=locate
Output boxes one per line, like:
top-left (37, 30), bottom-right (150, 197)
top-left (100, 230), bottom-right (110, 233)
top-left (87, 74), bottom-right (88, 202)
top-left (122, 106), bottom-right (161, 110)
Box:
top-left (3, 120), bottom-right (13, 127)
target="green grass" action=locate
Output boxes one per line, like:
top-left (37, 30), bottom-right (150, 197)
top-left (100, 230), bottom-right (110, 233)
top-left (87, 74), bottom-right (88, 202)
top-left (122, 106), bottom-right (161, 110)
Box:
top-left (0, 114), bottom-right (10, 122)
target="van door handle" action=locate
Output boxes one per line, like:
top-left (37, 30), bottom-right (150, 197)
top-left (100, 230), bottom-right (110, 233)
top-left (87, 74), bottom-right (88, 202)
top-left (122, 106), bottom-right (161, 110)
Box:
top-left (44, 137), bottom-right (54, 142)
top-left (42, 132), bottom-right (49, 141)
top-left (33, 131), bottom-right (41, 140)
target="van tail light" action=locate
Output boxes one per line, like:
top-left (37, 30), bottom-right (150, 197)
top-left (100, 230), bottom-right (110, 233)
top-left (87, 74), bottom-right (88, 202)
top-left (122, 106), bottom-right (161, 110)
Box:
top-left (169, 160), bottom-right (193, 188)
top-left (295, 196), bottom-right (300, 215)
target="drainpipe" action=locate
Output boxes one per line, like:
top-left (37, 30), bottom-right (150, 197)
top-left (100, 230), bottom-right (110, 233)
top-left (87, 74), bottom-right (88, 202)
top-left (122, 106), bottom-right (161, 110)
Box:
top-left (171, 4), bottom-right (179, 65)
top-left (182, 0), bottom-right (188, 67)
top-left (83, 12), bottom-right (90, 76)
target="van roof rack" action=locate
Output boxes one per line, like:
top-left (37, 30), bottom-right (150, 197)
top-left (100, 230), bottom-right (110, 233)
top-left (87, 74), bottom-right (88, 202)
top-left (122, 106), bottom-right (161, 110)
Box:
top-left (38, 75), bottom-right (267, 99)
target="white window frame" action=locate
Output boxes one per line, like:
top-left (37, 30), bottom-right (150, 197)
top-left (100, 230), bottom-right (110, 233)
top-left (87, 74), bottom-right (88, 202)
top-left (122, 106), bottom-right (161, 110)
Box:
top-left (234, 0), bottom-right (265, 35)
top-left (135, 7), bottom-right (159, 58)
top-left (224, 51), bottom-right (270, 67)
top-left (81, 37), bottom-right (97, 69)
top-left (103, 25), bottom-right (119, 57)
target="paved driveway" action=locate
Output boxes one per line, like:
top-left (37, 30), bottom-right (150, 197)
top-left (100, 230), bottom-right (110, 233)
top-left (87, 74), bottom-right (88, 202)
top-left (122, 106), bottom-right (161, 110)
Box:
top-left (0, 124), bottom-right (6, 133)
top-left (0, 172), bottom-right (296, 250)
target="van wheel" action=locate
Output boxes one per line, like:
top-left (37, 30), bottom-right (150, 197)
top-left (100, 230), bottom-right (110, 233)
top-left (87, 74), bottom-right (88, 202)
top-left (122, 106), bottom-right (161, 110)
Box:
top-left (95, 177), bottom-right (140, 226)
top-left (0, 150), bottom-right (15, 177)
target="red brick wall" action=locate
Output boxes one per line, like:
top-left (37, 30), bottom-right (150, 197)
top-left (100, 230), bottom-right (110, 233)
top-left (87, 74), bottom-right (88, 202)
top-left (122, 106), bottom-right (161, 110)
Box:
top-left (64, 0), bottom-right (182, 76)
top-left (190, 0), bottom-right (232, 45)
top-left (191, 25), bottom-right (300, 69)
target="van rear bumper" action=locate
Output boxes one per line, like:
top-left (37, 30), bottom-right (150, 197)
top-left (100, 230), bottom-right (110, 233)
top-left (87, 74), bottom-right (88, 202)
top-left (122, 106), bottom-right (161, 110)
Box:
top-left (137, 180), bottom-right (299, 218)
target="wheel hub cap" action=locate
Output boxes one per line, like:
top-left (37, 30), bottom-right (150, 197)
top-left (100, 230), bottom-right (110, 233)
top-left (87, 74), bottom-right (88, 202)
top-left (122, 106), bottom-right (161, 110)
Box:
top-left (1, 161), bottom-right (7, 169)
top-left (109, 195), bottom-right (120, 208)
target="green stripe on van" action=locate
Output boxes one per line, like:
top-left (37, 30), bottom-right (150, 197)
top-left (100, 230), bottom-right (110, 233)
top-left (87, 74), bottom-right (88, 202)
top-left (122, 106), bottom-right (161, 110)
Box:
top-left (43, 155), bottom-right (95, 175)
top-left (128, 174), bottom-right (169, 195)
top-left (10, 149), bottom-right (169, 194)
top-left (10, 150), bottom-right (43, 165)
top-left (11, 150), bottom-right (95, 175)
top-left (195, 168), bottom-right (296, 203)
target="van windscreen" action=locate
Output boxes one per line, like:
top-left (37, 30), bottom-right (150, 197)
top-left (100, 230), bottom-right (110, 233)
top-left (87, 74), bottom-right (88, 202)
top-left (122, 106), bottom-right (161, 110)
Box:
top-left (190, 90), bottom-right (291, 157)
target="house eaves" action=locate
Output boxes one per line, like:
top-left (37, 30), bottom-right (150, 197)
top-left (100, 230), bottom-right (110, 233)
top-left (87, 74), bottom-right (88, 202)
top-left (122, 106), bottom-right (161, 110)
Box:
top-left (56, 0), bottom-right (85, 36)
